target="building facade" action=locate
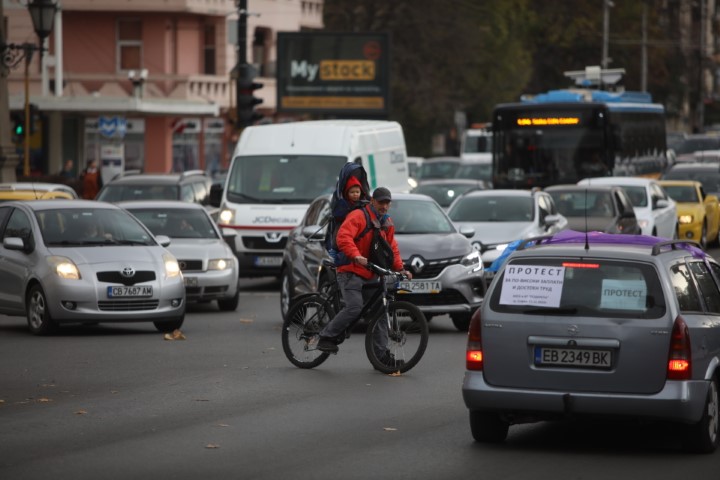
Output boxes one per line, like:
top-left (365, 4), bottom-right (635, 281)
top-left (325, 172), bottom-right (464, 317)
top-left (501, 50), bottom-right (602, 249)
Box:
top-left (3, 0), bottom-right (323, 178)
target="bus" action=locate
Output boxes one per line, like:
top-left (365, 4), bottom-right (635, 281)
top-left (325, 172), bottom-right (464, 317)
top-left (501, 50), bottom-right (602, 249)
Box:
top-left (492, 69), bottom-right (667, 189)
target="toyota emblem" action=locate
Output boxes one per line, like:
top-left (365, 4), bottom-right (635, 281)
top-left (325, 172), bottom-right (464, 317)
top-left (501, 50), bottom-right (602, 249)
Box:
top-left (121, 267), bottom-right (136, 278)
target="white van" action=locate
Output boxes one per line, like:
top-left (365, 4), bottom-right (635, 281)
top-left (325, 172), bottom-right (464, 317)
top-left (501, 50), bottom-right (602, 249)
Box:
top-left (218, 120), bottom-right (409, 277)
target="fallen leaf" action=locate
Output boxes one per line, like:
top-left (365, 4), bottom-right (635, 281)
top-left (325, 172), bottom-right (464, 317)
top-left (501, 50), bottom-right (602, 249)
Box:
top-left (205, 444), bottom-right (220, 449)
top-left (383, 427), bottom-right (397, 431)
top-left (0, 399), bottom-right (5, 405)
top-left (110, 390), bottom-right (119, 394)
top-left (216, 423), bottom-right (229, 427)
top-left (238, 318), bottom-right (254, 324)
top-left (164, 329), bottom-right (186, 341)
top-left (40, 384), bottom-right (55, 388)
top-left (388, 371), bottom-right (402, 377)
top-left (37, 398), bottom-right (52, 403)
top-left (194, 399), bottom-right (210, 402)
top-left (75, 410), bottom-right (88, 415)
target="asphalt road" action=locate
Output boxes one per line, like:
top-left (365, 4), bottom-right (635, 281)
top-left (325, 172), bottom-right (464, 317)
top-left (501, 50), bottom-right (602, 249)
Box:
top-left (1, 265), bottom-right (719, 479)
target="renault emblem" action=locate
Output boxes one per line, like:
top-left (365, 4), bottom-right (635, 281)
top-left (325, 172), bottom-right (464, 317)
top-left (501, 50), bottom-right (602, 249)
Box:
top-left (410, 256), bottom-right (425, 273)
top-left (121, 267), bottom-right (136, 278)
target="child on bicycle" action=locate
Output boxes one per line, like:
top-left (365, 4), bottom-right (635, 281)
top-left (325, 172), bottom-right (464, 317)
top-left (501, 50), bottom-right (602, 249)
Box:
top-left (316, 187), bottom-right (413, 360)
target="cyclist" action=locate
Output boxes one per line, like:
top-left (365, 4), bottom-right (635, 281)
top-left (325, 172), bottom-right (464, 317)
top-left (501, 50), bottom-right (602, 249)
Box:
top-left (316, 187), bottom-right (413, 356)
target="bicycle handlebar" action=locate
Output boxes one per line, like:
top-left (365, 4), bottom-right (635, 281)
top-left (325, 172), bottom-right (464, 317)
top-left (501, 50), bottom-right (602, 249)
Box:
top-left (366, 262), bottom-right (409, 282)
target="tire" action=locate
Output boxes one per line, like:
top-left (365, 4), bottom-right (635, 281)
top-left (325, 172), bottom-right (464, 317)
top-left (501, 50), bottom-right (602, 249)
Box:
top-left (451, 312), bottom-right (472, 332)
top-left (26, 284), bottom-right (57, 336)
top-left (469, 410), bottom-right (509, 443)
top-left (365, 300), bottom-right (428, 374)
top-left (683, 376), bottom-right (719, 453)
top-left (217, 290), bottom-right (240, 311)
top-left (154, 316), bottom-right (185, 333)
top-left (279, 267), bottom-right (293, 321)
top-left (281, 294), bottom-right (334, 369)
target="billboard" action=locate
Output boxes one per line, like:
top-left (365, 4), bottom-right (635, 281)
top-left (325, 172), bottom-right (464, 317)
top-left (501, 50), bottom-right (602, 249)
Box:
top-left (276, 32), bottom-right (390, 116)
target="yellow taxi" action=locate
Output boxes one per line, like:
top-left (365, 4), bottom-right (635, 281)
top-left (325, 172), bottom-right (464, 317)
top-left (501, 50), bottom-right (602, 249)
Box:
top-left (659, 180), bottom-right (720, 249)
top-left (0, 183), bottom-right (78, 202)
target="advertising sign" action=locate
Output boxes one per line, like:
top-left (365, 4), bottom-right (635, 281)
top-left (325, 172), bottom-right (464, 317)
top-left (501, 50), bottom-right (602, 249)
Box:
top-left (276, 32), bottom-right (390, 115)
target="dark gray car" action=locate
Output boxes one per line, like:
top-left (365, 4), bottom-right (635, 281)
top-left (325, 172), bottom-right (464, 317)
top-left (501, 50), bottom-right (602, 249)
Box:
top-left (280, 193), bottom-right (485, 331)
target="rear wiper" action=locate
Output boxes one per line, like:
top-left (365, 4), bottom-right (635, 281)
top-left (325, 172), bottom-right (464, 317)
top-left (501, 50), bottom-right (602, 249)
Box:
top-left (521, 307), bottom-right (578, 315)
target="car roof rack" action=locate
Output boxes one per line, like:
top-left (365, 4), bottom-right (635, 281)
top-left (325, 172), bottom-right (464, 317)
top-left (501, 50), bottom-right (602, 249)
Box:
top-left (650, 239), bottom-right (702, 256)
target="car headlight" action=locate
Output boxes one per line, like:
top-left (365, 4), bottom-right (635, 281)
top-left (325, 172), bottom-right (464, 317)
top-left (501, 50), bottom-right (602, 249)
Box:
top-left (219, 208), bottom-right (235, 224)
top-left (208, 258), bottom-right (232, 271)
top-left (678, 215), bottom-right (694, 224)
top-left (461, 250), bottom-right (483, 273)
top-left (47, 256), bottom-right (80, 280)
top-left (163, 253), bottom-right (181, 278)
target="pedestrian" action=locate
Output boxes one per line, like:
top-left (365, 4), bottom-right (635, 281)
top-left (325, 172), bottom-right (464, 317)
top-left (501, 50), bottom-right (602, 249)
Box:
top-left (80, 159), bottom-right (102, 200)
top-left (58, 159), bottom-right (74, 179)
top-left (316, 187), bottom-right (413, 363)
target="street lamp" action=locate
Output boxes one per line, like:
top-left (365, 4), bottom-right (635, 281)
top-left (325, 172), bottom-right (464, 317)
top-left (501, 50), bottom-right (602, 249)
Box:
top-left (0, 0), bottom-right (58, 176)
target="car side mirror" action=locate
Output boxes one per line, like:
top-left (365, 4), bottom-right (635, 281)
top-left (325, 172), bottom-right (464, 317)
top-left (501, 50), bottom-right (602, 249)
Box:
top-left (544, 213), bottom-right (561, 225)
top-left (3, 236), bottom-right (27, 252)
top-left (654, 199), bottom-right (669, 210)
top-left (155, 234), bottom-right (171, 247)
top-left (302, 225), bottom-right (325, 241)
top-left (459, 226), bottom-right (475, 238)
top-left (221, 227), bottom-right (237, 239)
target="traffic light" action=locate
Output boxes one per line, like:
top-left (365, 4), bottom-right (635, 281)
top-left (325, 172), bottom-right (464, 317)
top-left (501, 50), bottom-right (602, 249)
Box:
top-left (12, 113), bottom-right (24, 137)
top-left (236, 63), bottom-right (263, 128)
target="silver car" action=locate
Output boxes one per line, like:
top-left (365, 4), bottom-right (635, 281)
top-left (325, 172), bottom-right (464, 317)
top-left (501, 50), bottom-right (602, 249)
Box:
top-left (0, 200), bottom-right (185, 335)
top-left (462, 232), bottom-right (720, 453)
top-left (119, 201), bottom-right (240, 311)
top-left (280, 193), bottom-right (485, 331)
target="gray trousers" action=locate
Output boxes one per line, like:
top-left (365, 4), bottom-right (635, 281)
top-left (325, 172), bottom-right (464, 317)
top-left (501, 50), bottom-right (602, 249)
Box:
top-left (320, 272), bottom-right (389, 354)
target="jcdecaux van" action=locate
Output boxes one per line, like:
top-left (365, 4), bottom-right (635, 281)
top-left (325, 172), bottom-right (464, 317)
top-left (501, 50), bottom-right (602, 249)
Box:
top-left (218, 120), bottom-right (410, 277)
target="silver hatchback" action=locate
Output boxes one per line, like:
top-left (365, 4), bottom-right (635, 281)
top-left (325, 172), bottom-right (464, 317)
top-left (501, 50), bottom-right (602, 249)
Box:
top-left (462, 231), bottom-right (720, 453)
top-left (0, 200), bottom-right (185, 335)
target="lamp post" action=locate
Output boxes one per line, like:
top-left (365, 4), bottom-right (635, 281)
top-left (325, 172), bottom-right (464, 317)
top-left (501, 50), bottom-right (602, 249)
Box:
top-left (0, 0), bottom-right (58, 177)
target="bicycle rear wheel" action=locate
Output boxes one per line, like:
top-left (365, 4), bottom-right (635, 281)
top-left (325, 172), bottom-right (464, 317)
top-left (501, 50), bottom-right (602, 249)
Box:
top-left (281, 294), bottom-right (334, 369)
top-left (365, 300), bottom-right (429, 374)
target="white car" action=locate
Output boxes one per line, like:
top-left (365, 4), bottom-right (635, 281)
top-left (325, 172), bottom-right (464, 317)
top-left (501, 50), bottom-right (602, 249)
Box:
top-left (577, 177), bottom-right (677, 238)
top-left (447, 189), bottom-right (568, 274)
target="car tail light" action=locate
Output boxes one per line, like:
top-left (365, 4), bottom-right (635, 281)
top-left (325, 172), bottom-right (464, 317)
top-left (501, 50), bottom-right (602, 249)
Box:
top-left (667, 315), bottom-right (692, 380)
top-left (466, 309), bottom-right (483, 370)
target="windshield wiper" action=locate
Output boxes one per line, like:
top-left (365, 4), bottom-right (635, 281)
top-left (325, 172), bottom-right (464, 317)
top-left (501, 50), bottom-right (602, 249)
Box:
top-left (227, 191), bottom-right (261, 202)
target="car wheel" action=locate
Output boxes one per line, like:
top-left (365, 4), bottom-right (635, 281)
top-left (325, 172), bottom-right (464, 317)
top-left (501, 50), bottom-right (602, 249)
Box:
top-left (469, 410), bottom-right (509, 443)
top-left (280, 267), bottom-right (293, 321)
top-left (26, 284), bottom-right (57, 336)
top-left (154, 316), bottom-right (185, 333)
top-left (683, 376), bottom-right (719, 453)
top-left (451, 312), bottom-right (472, 332)
top-left (217, 290), bottom-right (240, 311)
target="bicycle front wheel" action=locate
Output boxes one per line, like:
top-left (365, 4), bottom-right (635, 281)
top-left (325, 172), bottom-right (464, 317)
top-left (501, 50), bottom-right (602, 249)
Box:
top-left (282, 294), bottom-right (334, 369)
top-left (365, 300), bottom-right (429, 374)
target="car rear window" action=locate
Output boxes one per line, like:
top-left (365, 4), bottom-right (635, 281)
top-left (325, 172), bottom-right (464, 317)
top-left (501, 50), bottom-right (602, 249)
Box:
top-left (489, 258), bottom-right (666, 318)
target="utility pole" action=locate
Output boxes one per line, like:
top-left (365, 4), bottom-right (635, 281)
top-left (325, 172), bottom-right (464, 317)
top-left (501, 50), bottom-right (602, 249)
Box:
top-left (641, 3), bottom-right (647, 92)
top-left (602, 0), bottom-right (613, 69)
top-left (233, 0), bottom-right (263, 129)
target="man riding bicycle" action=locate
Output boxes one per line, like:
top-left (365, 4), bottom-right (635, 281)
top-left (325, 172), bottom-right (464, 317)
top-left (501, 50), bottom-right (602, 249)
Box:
top-left (317, 187), bottom-right (413, 355)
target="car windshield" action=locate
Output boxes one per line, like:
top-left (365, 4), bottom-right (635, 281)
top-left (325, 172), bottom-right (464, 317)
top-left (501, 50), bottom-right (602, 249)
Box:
top-left (391, 198), bottom-right (456, 234)
top-left (97, 184), bottom-right (179, 202)
top-left (418, 161), bottom-right (460, 179)
top-left (662, 170), bottom-right (720, 195)
top-left (549, 191), bottom-right (615, 218)
top-left (128, 208), bottom-right (219, 239)
top-left (621, 186), bottom-right (648, 207)
top-left (36, 208), bottom-right (155, 246)
top-left (413, 183), bottom-right (479, 207)
top-left (489, 258), bottom-right (666, 319)
top-left (225, 155), bottom-right (347, 204)
top-left (448, 195), bottom-right (534, 222)
top-left (662, 185), bottom-right (700, 203)
top-left (456, 163), bottom-right (492, 182)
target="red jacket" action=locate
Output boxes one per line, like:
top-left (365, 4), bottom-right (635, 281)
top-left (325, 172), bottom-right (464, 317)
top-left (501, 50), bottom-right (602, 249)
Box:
top-left (336, 205), bottom-right (404, 279)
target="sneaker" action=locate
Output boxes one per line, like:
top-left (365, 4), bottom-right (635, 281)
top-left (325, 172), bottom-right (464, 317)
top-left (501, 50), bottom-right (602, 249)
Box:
top-left (317, 336), bottom-right (339, 353)
top-left (376, 351), bottom-right (405, 371)
top-left (306, 335), bottom-right (319, 348)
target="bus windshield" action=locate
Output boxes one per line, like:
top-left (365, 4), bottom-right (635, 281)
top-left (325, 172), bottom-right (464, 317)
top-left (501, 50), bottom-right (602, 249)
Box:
top-left (225, 155), bottom-right (347, 204)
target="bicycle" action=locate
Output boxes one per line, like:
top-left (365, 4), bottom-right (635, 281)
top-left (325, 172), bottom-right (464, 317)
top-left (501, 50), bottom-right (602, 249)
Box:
top-left (281, 260), bottom-right (429, 374)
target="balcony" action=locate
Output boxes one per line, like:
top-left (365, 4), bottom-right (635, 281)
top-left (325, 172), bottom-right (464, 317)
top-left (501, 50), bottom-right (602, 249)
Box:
top-left (61, 0), bottom-right (235, 15)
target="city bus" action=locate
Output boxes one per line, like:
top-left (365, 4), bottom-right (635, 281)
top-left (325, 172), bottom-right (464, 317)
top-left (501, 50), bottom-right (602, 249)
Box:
top-left (492, 83), bottom-right (667, 189)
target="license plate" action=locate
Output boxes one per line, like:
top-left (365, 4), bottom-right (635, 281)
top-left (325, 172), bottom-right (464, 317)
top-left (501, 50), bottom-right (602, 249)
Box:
top-left (254, 256), bottom-right (282, 267)
top-left (534, 347), bottom-right (611, 369)
top-left (397, 281), bottom-right (441, 293)
top-left (107, 286), bottom-right (153, 298)
top-left (184, 276), bottom-right (198, 287)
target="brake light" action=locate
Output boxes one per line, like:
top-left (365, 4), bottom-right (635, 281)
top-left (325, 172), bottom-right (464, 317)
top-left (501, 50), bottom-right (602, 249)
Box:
top-left (562, 262), bottom-right (600, 269)
top-left (667, 315), bottom-right (692, 380)
top-left (466, 309), bottom-right (483, 370)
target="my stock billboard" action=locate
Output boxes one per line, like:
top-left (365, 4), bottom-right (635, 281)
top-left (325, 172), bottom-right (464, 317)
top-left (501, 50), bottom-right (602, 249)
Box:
top-left (276, 32), bottom-right (390, 116)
